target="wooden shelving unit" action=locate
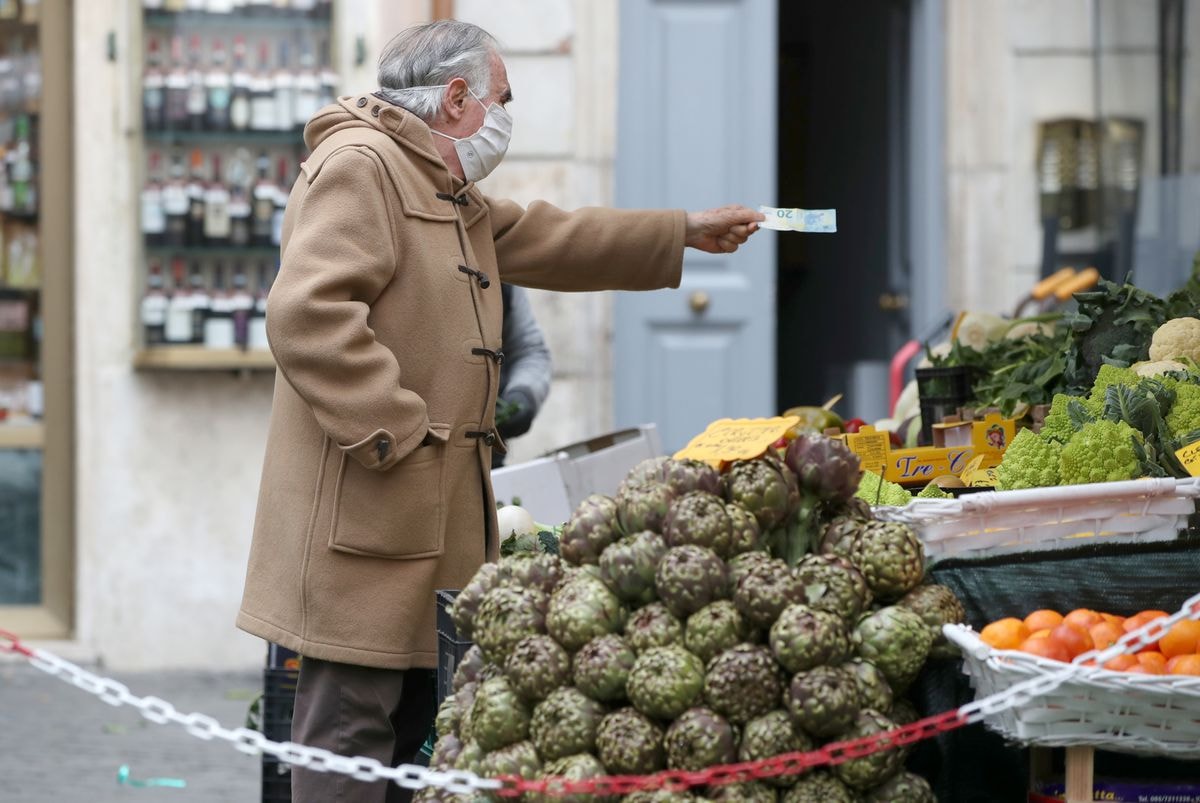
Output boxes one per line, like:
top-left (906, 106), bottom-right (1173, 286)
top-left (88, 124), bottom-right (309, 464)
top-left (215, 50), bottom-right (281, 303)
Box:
top-left (133, 346), bottom-right (274, 372)
top-left (0, 421), bottom-right (43, 449)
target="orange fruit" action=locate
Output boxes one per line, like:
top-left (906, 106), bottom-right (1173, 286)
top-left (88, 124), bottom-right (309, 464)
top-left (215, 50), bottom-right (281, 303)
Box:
top-left (980, 618), bottom-right (1030, 650)
top-left (1102, 654), bottom-right (1138, 671)
top-left (1159, 620), bottom-right (1200, 658)
top-left (1088, 621), bottom-right (1125, 651)
top-left (1167, 654), bottom-right (1200, 675)
top-left (1018, 635), bottom-right (1070, 663)
top-left (1024, 610), bottom-right (1064, 633)
top-left (1136, 652), bottom-right (1167, 674)
top-left (1123, 610), bottom-right (1170, 632)
top-left (1030, 628), bottom-right (1051, 640)
top-left (1101, 613), bottom-right (1126, 628)
top-left (1049, 623), bottom-right (1094, 659)
top-left (1063, 609), bottom-right (1103, 631)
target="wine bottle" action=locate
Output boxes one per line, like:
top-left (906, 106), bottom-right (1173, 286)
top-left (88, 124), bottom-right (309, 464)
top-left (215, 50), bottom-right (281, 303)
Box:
top-left (273, 39), bottom-right (294, 132)
top-left (143, 37), bottom-right (166, 131)
top-left (163, 153), bottom-right (190, 249)
top-left (230, 263), bottom-right (255, 348)
top-left (292, 39), bottom-right (320, 128)
top-left (185, 35), bottom-right (207, 131)
top-left (164, 258), bottom-right (194, 344)
top-left (205, 38), bottom-right (231, 131)
top-left (186, 147), bottom-right (207, 247)
top-left (251, 152), bottom-right (276, 247)
top-left (270, 156), bottom-right (289, 247)
top-left (141, 261), bottom-right (169, 346)
top-left (164, 35), bottom-right (190, 130)
top-left (229, 36), bottom-right (252, 132)
top-left (204, 263), bottom-right (235, 349)
top-left (247, 261), bottom-right (273, 349)
top-left (188, 262), bottom-right (211, 343)
top-left (249, 40), bottom-right (276, 131)
top-left (142, 151), bottom-right (167, 247)
top-left (203, 153), bottom-right (231, 246)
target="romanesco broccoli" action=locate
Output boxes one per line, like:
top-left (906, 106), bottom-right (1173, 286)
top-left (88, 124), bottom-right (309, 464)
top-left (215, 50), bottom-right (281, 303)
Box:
top-left (1088, 364), bottom-right (1140, 407)
top-left (1040, 393), bottom-right (1094, 444)
top-left (916, 483), bottom-right (952, 499)
top-left (995, 428), bottom-right (1062, 490)
top-left (855, 470), bottom-right (914, 507)
top-left (1059, 419), bottom-right (1142, 485)
top-left (1166, 381), bottom-right (1200, 438)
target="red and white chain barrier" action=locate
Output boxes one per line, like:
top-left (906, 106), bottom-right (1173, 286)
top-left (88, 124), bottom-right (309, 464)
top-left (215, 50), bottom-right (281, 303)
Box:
top-left (4, 590), bottom-right (1198, 797)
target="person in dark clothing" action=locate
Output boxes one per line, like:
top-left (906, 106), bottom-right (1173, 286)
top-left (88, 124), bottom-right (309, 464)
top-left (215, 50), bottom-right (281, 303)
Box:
top-left (492, 283), bottom-right (552, 468)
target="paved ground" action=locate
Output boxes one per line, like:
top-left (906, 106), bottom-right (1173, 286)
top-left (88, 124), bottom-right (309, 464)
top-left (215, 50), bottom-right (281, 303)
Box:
top-left (1, 661), bottom-right (267, 802)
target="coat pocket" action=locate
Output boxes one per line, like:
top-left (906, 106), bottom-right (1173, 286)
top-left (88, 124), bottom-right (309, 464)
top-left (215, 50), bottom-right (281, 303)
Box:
top-left (327, 426), bottom-right (449, 559)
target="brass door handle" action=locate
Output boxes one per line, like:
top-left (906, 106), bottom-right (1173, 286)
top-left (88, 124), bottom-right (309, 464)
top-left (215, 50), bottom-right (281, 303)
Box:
top-left (689, 290), bottom-right (711, 314)
top-left (878, 293), bottom-right (909, 311)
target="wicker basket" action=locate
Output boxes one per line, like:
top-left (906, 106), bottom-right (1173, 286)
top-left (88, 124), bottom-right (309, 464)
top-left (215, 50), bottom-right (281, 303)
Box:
top-left (945, 623), bottom-right (1200, 756)
top-left (876, 477), bottom-right (1200, 562)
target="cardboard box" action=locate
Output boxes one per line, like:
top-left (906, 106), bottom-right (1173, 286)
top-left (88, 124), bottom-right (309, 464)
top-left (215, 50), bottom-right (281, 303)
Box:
top-left (1032, 778), bottom-right (1200, 802)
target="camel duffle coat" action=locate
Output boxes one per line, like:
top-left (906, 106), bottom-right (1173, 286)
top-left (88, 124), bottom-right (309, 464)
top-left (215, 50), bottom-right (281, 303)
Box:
top-left (236, 94), bottom-right (685, 669)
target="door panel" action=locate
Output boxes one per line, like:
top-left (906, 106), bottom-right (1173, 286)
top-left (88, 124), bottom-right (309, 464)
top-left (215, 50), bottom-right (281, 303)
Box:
top-left (615, 0), bottom-right (777, 453)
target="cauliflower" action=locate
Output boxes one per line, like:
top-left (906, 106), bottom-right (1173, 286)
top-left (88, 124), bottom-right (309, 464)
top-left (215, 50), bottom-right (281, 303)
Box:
top-left (1131, 359), bottom-right (1189, 378)
top-left (996, 429), bottom-right (1062, 490)
top-left (1059, 420), bottom-right (1142, 485)
top-left (1040, 393), bottom-right (1093, 444)
top-left (855, 470), bottom-right (914, 507)
top-left (1166, 381), bottom-right (1200, 438)
top-left (1148, 317), bottom-right (1200, 364)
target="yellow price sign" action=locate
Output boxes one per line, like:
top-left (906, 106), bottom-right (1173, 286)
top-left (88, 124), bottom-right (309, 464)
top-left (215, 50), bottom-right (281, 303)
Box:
top-left (1176, 441), bottom-right (1200, 477)
top-left (674, 417), bottom-right (800, 466)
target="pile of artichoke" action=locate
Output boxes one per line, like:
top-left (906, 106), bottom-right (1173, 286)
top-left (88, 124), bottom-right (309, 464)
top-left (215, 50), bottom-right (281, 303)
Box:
top-left (420, 436), bottom-right (964, 802)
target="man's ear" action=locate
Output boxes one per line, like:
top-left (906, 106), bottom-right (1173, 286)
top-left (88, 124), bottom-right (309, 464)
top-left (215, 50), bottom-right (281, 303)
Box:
top-left (441, 77), bottom-right (470, 122)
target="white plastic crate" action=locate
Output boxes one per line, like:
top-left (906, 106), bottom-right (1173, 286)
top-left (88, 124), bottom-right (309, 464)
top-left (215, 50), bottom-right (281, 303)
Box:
top-left (876, 477), bottom-right (1200, 561)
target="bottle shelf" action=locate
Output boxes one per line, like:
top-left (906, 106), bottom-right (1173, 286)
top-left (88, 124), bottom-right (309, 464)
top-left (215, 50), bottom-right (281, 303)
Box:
top-left (145, 245), bottom-right (279, 260)
top-left (133, 345), bottom-right (275, 372)
top-left (144, 12), bottom-right (332, 32)
top-left (1, 209), bottom-right (38, 223)
top-left (0, 422), bottom-right (43, 449)
top-left (144, 128), bottom-right (305, 147)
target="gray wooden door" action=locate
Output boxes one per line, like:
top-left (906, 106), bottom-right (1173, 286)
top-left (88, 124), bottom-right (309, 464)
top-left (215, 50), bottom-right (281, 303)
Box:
top-left (614, 0), bottom-right (778, 454)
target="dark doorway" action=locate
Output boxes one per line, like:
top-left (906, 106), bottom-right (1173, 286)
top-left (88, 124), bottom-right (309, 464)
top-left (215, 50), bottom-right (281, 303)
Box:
top-left (776, 0), bottom-right (912, 423)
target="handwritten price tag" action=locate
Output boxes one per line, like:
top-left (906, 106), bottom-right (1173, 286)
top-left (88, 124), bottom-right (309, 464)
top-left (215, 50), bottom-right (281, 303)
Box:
top-left (674, 417), bottom-right (800, 466)
top-left (1175, 441), bottom-right (1200, 477)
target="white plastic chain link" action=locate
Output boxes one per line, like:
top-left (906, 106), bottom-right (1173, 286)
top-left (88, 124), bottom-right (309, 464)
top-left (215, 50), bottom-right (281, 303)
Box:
top-left (8, 590), bottom-right (1200, 793)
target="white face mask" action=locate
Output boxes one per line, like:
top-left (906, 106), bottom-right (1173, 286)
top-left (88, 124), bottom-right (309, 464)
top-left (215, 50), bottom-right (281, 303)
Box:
top-left (429, 89), bottom-right (512, 182)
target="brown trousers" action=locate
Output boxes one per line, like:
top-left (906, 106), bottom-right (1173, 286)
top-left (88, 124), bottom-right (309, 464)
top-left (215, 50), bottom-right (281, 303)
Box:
top-left (291, 657), bottom-right (438, 803)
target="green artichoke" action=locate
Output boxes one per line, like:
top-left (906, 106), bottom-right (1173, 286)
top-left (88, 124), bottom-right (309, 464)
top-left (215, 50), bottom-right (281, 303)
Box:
top-left (453, 739), bottom-right (484, 774)
top-left (505, 634), bottom-right (572, 702)
top-left (852, 605), bottom-right (933, 693)
top-left (795, 553), bottom-right (872, 622)
top-left (818, 514), bottom-right (871, 561)
top-left (785, 664), bottom-right (860, 738)
top-left (617, 481), bottom-right (677, 535)
top-left (851, 521), bottom-right (925, 601)
top-left (452, 644), bottom-right (486, 692)
top-left (890, 697), bottom-right (919, 727)
top-left (770, 604), bottom-right (851, 673)
top-left (845, 658), bottom-right (894, 713)
top-left (684, 600), bottom-right (752, 666)
top-left (428, 733), bottom-right (462, 770)
top-left (654, 544), bottom-right (728, 619)
top-left (722, 455), bottom-right (800, 530)
top-left (573, 634), bottom-right (636, 702)
top-left (528, 753), bottom-right (612, 803)
top-left (620, 456), bottom-right (671, 493)
top-left (450, 562), bottom-right (501, 641)
top-left (473, 586), bottom-right (548, 666)
top-left (469, 676), bottom-right (530, 752)
top-left (861, 770), bottom-right (935, 803)
top-left (479, 740), bottom-right (541, 786)
top-left (596, 707), bottom-right (666, 775)
top-left (561, 494), bottom-right (622, 566)
top-left (664, 491), bottom-right (736, 557)
top-left (704, 644), bottom-right (783, 725)
top-left (738, 709), bottom-right (813, 788)
top-left (831, 709), bottom-right (903, 791)
top-left (725, 502), bottom-right (763, 555)
top-left (625, 602), bottom-right (684, 653)
top-left (453, 681), bottom-right (478, 742)
top-left (599, 531), bottom-right (668, 605)
top-left (435, 693), bottom-right (460, 739)
top-left (547, 574), bottom-right (627, 651)
top-left (706, 782), bottom-right (777, 802)
top-left (627, 645), bottom-right (705, 720)
top-left (732, 557), bottom-right (802, 629)
top-left (898, 582), bottom-right (967, 660)
top-left (664, 707), bottom-right (736, 771)
top-left (727, 550), bottom-right (774, 591)
top-left (780, 770), bottom-right (857, 803)
top-left (498, 552), bottom-right (565, 597)
top-left (784, 433), bottom-right (864, 505)
top-left (530, 687), bottom-right (606, 762)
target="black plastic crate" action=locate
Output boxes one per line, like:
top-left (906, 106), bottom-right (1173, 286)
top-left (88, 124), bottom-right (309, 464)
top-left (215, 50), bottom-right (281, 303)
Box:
top-left (261, 756), bottom-right (291, 803)
top-left (261, 645), bottom-right (300, 803)
top-left (436, 589), bottom-right (471, 707)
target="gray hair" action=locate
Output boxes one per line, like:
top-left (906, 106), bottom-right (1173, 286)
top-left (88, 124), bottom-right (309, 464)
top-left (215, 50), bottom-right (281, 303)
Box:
top-left (377, 21), bottom-right (497, 123)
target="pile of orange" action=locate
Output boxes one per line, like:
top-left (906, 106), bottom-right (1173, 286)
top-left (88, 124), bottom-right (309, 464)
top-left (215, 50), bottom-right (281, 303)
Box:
top-left (978, 607), bottom-right (1200, 675)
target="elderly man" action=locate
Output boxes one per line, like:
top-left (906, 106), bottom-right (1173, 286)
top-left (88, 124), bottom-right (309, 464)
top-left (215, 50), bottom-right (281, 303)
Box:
top-left (237, 19), bottom-right (762, 803)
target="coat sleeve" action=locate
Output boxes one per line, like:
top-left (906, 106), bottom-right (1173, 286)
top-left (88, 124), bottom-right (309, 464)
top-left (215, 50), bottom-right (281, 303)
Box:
top-left (267, 147), bottom-right (432, 471)
top-left (499, 284), bottom-right (553, 408)
top-left (485, 197), bottom-right (686, 291)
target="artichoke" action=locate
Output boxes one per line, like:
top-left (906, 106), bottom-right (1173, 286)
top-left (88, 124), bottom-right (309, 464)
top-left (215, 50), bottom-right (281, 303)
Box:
top-left (725, 502), bottom-right (763, 556)
top-left (818, 514), bottom-right (871, 561)
top-left (453, 682), bottom-right (478, 742)
top-left (770, 604), bottom-right (851, 673)
top-left (654, 545), bottom-right (728, 619)
top-left (785, 664), bottom-right (860, 738)
top-left (505, 634), bottom-right (572, 702)
top-left (852, 605), bottom-right (933, 694)
top-left (784, 433), bottom-right (864, 505)
top-left (473, 586), bottom-right (548, 666)
top-left (722, 455), bottom-right (799, 530)
top-left (851, 521), bottom-right (925, 601)
top-left (528, 753), bottom-right (612, 803)
top-left (598, 531), bottom-right (667, 605)
top-left (704, 644), bottom-right (783, 725)
top-left (845, 658), bottom-right (894, 713)
top-left (596, 707), bottom-right (666, 774)
top-left (435, 693), bottom-right (460, 739)
top-left (862, 770), bottom-right (935, 803)
top-left (452, 644), bottom-right (486, 692)
top-left (561, 494), bottom-right (622, 566)
top-left (706, 782), bottom-right (776, 802)
top-left (450, 562), bottom-right (501, 641)
top-left (663, 458), bottom-right (723, 496)
top-left (732, 557), bottom-right (802, 629)
top-left (727, 550), bottom-right (774, 591)
top-left (546, 574), bottom-right (627, 652)
top-left (427, 733), bottom-right (462, 771)
top-left (794, 553), bottom-right (872, 622)
top-left (617, 481), bottom-right (677, 535)
top-left (479, 740), bottom-right (541, 786)
top-left (684, 600), bottom-right (752, 666)
top-left (627, 645), bottom-right (705, 720)
top-left (663, 707), bottom-right (736, 771)
top-left (780, 771), bottom-right (857, 803)
top-left (664, 491), bottom-right (736, 557)
top-left (469, 676), bottom-right (530, 752)
top-left (622, 792), bottom-right (697, 803)
top-left (498, 552), bottom-right (565, 597)
top-left (620, 456), bottom-right (671, 493)
top-left (573, 634), bottom-right (636, 702)
top-left (625, 602), bottom-right (684, 653)
top-left (529, 687), bottom-right (606, 762)
top-left (898, 582), bottom-right (967, 660)
top-left (738, 709), bottom-right (813, 788)
top-left (831, 709), bottom-right (903, 791)
top-left (453, 739), bottom-right (484, 774)
top-left (890, 697), bottom-right (919, 727)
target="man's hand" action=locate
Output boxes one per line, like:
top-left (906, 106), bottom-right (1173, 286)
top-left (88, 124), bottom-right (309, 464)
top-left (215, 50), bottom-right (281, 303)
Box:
top-left (684, 205), bottom-right (766, 254)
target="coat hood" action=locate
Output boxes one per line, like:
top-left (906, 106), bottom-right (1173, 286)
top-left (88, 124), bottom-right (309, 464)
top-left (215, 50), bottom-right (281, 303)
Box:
top-left (304, 93), bottom-right (452, 176)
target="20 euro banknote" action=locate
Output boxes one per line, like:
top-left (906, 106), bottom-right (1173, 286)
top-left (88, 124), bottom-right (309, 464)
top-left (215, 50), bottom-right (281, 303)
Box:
top-left (758, 206), bottom-right (837, 233)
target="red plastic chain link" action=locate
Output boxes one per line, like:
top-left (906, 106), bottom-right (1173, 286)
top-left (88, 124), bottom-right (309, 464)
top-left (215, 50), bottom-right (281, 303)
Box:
top-left (496, 709), bottom-right (968, 797)
top-left (0, 628), bottom-right (33, 657)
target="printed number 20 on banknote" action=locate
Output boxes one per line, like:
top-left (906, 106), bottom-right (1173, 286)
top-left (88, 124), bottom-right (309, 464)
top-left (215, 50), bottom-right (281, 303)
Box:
top-left (758, 206), bottom-right (837, 233)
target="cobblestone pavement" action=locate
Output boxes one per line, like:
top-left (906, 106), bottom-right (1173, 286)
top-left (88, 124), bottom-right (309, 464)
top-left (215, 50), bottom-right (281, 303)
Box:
top-left (0, 661), bottom-right (267, 803)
